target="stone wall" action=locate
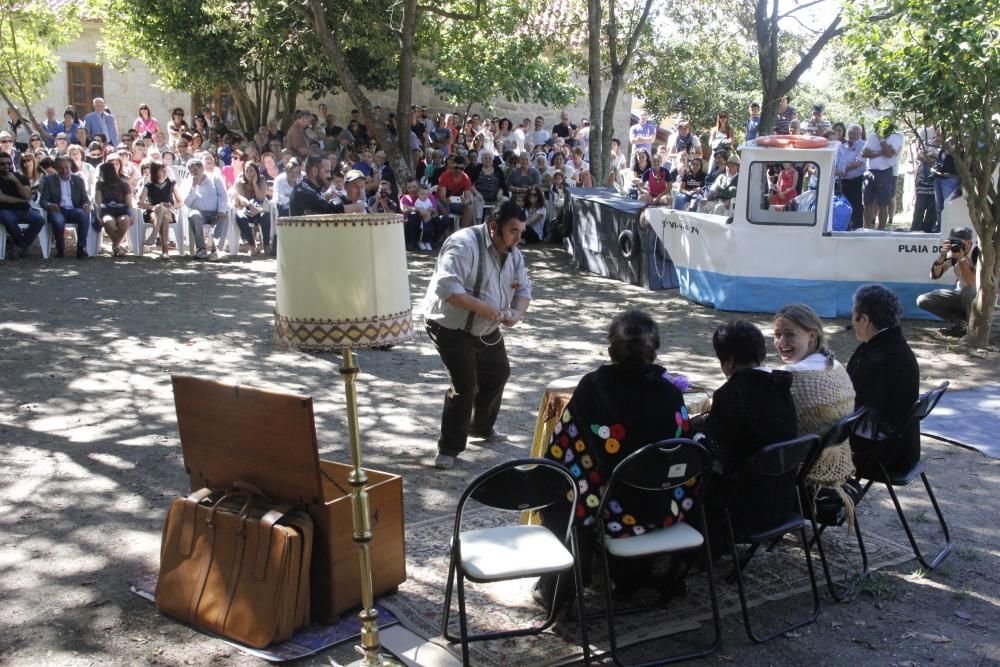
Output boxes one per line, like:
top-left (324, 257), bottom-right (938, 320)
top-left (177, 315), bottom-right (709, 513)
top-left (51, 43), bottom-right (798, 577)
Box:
top-left (37, 22), bottom-right (632, 143)
top-left (39, 23), bottom-right (192, 131)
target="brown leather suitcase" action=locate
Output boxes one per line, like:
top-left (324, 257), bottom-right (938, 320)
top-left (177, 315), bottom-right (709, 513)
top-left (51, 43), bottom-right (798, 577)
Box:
top-left (156, 486), bottom-right (314, 648)
top-left (170, 375), bottom-right (406, 621)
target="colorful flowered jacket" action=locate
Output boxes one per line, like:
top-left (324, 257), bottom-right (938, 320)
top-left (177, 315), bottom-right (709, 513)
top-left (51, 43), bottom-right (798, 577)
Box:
top-left (543, 362), bottom-right (693, 538)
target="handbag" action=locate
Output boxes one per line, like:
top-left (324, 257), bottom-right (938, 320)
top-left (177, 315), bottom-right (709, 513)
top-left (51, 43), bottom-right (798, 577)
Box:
top-left (156, 483), bottom-right (313, 647)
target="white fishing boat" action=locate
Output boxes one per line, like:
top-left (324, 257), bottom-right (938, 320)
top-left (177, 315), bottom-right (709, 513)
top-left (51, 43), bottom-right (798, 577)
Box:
top-left (643, 139), bottom-right (968, 319)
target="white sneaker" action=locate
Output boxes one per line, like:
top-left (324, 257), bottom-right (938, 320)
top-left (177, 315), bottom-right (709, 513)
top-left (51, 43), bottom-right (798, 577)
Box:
top-left (422, 242), bottom-right (433, 251)
top-left (207, 250), bottom-right (220, 261)
top-left (433, 453), bottom-right (456, 469)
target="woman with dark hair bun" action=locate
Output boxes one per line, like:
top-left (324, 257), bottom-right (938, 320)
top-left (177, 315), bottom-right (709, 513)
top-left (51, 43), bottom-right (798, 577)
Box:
top-left (537, 309), bottom-right (692, 610)
top-left (847, 284), bottom-right (920, 475)
top-left (702, 320), bottom-right (798, 540)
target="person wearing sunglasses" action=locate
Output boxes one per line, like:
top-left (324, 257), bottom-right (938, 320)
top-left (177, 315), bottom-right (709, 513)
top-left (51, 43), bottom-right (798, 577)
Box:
top-left (0, 150), bottom-right (45, 258)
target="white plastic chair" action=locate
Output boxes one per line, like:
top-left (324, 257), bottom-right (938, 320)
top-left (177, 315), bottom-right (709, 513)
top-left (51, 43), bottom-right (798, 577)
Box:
top-left (129, 206), bottom-right (186, 257)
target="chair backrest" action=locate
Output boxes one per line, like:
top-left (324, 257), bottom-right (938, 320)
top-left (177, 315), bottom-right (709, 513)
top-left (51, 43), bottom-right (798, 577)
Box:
top-left (598, 439), bottom-right (711, 515)
top-left (452, 459), bottom-right (577, 538)
top-left (733, 434), bottom-right (820, 501)
top-left (820, 407), bottom-right (867, 450)
top-left (907, 381), bottom-right (950, 425)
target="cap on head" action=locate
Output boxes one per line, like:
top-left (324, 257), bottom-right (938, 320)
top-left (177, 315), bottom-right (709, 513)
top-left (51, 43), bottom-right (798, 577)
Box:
top-left (344, 169), bottom-right (365, 183)
top-left (726, 154), bottom-right (741, 166)
top-left (339, 129), bottom-right (354, 141)
top-left (948, 227), bottom-right (973, 242)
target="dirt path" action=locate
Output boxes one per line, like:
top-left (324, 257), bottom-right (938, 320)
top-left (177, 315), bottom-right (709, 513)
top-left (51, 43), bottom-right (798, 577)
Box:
top-left (0, 247), bottom-right (998, 666)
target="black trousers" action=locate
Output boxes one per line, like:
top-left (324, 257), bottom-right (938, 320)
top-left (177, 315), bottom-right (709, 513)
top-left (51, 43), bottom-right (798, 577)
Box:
top-left (426, 321), bottom-right (510, 456)
top-left (910, 193), bottom-right (938, 233)
top-left (842, 176), bottom-right (864, 229)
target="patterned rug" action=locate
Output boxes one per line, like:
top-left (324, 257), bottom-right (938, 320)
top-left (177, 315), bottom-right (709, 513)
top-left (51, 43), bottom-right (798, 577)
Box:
top-left (379, 507), bottom-right (915, 666)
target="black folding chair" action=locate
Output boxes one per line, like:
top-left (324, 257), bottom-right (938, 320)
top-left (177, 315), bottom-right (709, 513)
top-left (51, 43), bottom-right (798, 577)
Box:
top-left (723, 434), bottom-right (821, 643)
top-left (855, 381), bottom-right (953, 570)
top-left (595, 439), bottom-right (721, 666)
top-left (440, 458), bottom-right (590, 666)
top-left (801, 407), bottom-right (869, 601)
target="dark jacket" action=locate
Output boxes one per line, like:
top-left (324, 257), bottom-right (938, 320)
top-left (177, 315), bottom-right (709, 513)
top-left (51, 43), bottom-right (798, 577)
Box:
top-left (542, 363), bottom-right (691, 537)
top-left (847, 326), bottom-right (920, 475)
top-left (705, 368), bottom-right (798, 476)
top-left (704, 368), bottom-right (798, 534)
top-left (288, 178), bottom-right (344, 216)
top-left (39, 173), bottom-right (90, 210)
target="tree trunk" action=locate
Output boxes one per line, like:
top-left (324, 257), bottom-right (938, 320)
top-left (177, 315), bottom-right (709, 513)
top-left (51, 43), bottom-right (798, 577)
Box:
top-left (308, 0), bottom-right (413, 182)
top-left (392, 0), bottom-right (417, 184)
top-left (753, 0), bottom-right (841, 136)
top-left (586, 0), bottom-right (603, 184)
top-left (968, 235), bottom-right (997, 347)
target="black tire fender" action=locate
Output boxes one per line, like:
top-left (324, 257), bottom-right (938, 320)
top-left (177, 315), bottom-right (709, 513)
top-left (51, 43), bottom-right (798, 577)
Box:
top-left (618, 228), bottom-right (638, 259)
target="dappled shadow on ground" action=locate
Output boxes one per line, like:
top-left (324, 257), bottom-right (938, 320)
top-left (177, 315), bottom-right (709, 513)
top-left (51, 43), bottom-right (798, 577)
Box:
top-left (1, 248), bottom-right (998, 665)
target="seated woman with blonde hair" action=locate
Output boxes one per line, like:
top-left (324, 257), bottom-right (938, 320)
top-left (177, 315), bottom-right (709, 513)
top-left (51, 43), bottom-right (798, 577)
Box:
top-left (773, 303), bottom-right (857, 523)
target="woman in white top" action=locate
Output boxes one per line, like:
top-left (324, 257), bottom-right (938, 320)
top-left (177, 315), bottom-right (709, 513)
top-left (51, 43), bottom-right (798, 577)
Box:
top-left (273, 157), bottom-right (302, 216)
top-left (773, 303), bottom-right (857, 523)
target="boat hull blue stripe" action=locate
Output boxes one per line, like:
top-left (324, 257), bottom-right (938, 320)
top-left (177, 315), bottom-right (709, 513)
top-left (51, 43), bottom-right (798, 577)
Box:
top-left (674, 267), bottom-right (941, 320)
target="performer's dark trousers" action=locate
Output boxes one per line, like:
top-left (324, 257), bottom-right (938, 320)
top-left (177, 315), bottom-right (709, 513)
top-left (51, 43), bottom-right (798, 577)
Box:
top-left (426, 321), bottom-right (510, 456)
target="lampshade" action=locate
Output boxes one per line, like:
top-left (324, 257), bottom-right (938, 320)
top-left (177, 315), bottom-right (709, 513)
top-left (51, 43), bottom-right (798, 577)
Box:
top-left (274, 213), bottom-right (413, 351)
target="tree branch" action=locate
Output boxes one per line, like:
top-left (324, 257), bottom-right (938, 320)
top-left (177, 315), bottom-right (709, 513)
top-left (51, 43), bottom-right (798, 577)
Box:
top-left (779, 12), bottom-right (842, 89)
top-left (777, 0), bottom-right (826, 20)
top-left (414, 2), bottom-right (480, 21)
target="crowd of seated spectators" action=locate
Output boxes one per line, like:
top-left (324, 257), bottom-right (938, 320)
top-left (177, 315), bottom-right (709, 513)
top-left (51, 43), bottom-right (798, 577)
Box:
top-left (2, 95), bottom-right (946, 260)
top-left (2, 100), bottom-right (616, 258)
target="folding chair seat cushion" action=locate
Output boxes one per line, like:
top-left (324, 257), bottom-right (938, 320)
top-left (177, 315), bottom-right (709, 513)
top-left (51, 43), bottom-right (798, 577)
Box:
top-left (459, 524), bottom-right (574, 581)
top-left (737, 514), bottom-right (806, 544)
top-left (863, 459), bottom-right (926, 486)
top-left (605, 521), bottom-right (703, 559)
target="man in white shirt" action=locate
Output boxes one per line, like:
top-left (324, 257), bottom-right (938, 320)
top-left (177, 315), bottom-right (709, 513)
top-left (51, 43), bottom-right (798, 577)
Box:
top-left (862, 120), bottom-right (904, 229)
top-left (183, 158), bottom-right (230, 259)
top-left (512, 118), bottom-right (530, 156)
top-left (527, 116), bottom-right (550, 148)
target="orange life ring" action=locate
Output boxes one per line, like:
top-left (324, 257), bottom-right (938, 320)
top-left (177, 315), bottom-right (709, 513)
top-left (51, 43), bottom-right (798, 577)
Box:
top-left (755, 134), bottom-right (830, 149)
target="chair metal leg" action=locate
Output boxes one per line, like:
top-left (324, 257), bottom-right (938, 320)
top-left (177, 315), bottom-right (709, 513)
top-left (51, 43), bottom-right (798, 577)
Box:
top-left (569, 528), bottom-right (592, 666)
top-left (440, 551), bottom-right (458, 642)
top-left (808, 502), bottom-right (870, 603)
top-left (727, 510), bottom-right (820, 643)
top-left (883, 471), bottom-right (953, 570)
top-left (456, 574), bottom-right (471, 667)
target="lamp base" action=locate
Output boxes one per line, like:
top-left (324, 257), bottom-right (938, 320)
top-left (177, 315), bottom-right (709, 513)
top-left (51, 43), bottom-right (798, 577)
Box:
top-left (344, 653), bottom-right (406, 667)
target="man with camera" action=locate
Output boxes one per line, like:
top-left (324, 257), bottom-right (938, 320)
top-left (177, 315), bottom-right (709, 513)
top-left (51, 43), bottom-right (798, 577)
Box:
top-left (917, 227), bottom-right (978, 337)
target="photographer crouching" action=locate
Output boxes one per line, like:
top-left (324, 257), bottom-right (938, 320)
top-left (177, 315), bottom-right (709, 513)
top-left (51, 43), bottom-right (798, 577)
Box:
top-left (917, 227), bottom-right (978, 337)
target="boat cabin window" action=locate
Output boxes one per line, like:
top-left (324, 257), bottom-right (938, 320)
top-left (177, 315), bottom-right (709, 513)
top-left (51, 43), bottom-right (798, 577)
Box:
top-left (746, 161), bottom-right (820, 226)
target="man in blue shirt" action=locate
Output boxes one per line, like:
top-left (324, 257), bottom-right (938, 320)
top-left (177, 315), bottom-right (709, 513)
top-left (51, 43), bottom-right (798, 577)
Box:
top-left (83, 98), bottom-right (118, 147)
top-left (745, 102), bottom-right (761, 141)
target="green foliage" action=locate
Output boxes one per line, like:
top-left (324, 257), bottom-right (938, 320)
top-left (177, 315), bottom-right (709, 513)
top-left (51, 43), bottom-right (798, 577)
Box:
top-left (0, 1), bottom-right (80, 106)
top-left (631, 36), bottom-right (760, 133)
top-left (844, 0), bottom-right (999, 344)
top-left (418, 0), bottom-right (579, 112)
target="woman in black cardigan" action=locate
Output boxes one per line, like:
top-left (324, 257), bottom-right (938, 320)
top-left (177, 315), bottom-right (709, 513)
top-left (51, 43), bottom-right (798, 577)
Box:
top-left (847, 284), bottom-right (920, 476)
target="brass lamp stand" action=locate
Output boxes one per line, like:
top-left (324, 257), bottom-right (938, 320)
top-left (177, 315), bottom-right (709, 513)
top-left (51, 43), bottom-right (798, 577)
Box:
top-left (273, 211), bottom-right (412, 666)
top-left (340, 346), bottom-right (404, 667)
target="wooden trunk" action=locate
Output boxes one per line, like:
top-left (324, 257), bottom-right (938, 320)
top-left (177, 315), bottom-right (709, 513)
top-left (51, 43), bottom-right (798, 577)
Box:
top-left (170, 374), bottom-right (406, 622)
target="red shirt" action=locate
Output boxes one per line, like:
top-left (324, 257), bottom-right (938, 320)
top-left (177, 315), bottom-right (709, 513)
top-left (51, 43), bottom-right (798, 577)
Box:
top-left (437, 170), bottom-right (472, 197)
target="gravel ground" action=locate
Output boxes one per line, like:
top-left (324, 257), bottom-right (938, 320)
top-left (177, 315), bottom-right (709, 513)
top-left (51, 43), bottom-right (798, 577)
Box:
top-left (0, 244), bottom-right (998, 666)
